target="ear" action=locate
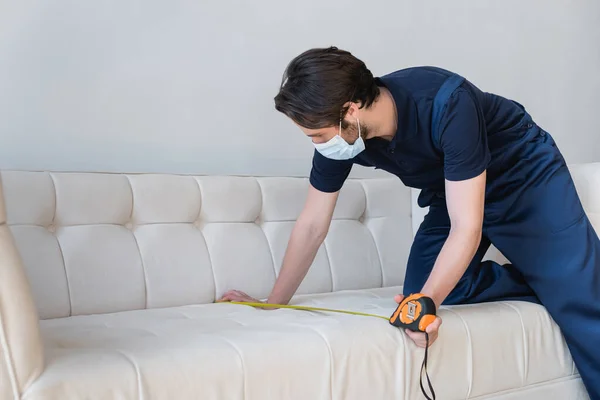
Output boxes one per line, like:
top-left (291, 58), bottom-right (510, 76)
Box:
top-left (343, 102), bottom-right (361, 121)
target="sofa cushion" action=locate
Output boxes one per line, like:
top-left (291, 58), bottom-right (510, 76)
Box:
top-left (22, 287), bottom-right (581, 400)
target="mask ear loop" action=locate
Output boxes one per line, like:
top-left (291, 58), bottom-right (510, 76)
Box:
top-left (339, 107), bottom-right (361, 141)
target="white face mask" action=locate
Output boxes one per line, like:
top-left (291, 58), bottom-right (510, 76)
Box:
top-left (313, 117), bottom-right (365, 160)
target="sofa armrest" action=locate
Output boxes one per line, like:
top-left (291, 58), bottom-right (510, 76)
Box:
top-left (0, 189), bottom-right (44, 398)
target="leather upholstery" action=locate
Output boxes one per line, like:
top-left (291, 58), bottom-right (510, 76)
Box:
top-left (1, 164), bottom-right (597, 399)
top-left (0, 174), bottom-right (44, 398)
top-left (25, 288), bottom-right (587, 400)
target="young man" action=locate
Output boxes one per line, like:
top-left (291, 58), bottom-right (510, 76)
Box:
top-left (219, 47), bottom-right (600, 399)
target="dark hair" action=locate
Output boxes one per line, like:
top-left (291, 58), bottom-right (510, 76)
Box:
top-left (274, 46), bottom-right (380, 129)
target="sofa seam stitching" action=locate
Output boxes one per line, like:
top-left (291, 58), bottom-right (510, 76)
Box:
top-left (500, 302), bottom-right (529, 386)
top-left (443, 308), bottom-right (473, 398)
top-left (0, 295), bottom-right (20, 399)
top-left (115, 349), bottom-right (145, 400)
top-left (130, 232), bottom-right (148, 309)
top-left (125, 175), bottom-right (149, 309)
top-left (51, 231), bottom-right (70, 318)
top-left (322, 239), bottom-right (334, 293)
top-left (467, 374), bottom-right (583, 399)
top-left (300, 324), bottom-right (335, 399)
top-left (49, 172), bottom-right (73, 317)
top-left (47, 171), bottom-right (57, 226)
top-left (193, 177), bottom-right (218, 301)
top-left (255, 179), bottom-right (278, 285)
top-left (219, 336), bottom-right (247, 400)
top-left (359, 181), bottom-right (385, 288)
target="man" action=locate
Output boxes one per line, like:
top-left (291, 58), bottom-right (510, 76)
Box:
top-left (219, 47), bottom-right (600, 399)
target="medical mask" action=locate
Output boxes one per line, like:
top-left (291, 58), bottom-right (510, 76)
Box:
top-left (314, 117), bottom-right (365, 160)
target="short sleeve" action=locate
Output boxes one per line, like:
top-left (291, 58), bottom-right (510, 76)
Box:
top-left (308, 149), bottom-right (353, 193)
top-left (438, 89), bottom-right (491, 181)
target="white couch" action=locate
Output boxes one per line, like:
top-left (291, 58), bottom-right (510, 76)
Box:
top-left (1, 164), bottom-right (598, 400)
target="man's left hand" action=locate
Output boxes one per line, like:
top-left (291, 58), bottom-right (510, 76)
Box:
top-left (394, 294), bottom-right (442, 348)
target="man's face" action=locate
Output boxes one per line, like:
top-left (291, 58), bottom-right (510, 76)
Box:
top-left (298, 124), bottom-right (340, 145)
top-left (296, 117), bottom-right (367, 145)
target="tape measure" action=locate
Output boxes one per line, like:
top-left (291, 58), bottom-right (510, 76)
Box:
top-left (389, 294), bottom-right (437, 400)
top-left (225, 293), bottom-right (437, 400)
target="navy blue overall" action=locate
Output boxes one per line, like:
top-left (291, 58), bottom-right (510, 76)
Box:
top-left (309, 67), bottom-right (600, 399)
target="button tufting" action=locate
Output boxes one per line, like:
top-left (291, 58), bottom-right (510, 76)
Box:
top-left (125, 222), bottom-right (133, 230)
top-left (47, 225), bottom-right (56, 233)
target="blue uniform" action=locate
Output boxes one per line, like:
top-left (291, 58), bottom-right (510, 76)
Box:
top-left (309, 67), bottom-right (600, 399)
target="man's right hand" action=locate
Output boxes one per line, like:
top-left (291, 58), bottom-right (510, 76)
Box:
top-left (217, 289), bottom-right (278, 310)
top-left (218, 289), bottom-right (261, 303)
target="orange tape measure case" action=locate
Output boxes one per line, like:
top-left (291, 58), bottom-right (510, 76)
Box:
top-left (388, 293), bottom-right (437, 332)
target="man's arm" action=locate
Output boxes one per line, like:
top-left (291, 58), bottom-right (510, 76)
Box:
top-left (402, 170), bottom-right (485, 347)
top-left (267, 184), bottom-right (339, 304)
top-left (418, 86), bottom-right (489, 308)
top-left (218, 184), bottom-right (339, 305)
top-left (219, 149), bottom-right (351, 306)
top-left (420, 170), bottom-right (486, 308)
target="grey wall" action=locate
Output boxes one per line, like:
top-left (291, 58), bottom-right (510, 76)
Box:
top-left (1, 1), bottom-right (598, 178)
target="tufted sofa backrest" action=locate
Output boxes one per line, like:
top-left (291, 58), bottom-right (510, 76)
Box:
top-left (0, 171), bottom-right (414, 319)
top-left (3, 163), bottom-right (599, 320)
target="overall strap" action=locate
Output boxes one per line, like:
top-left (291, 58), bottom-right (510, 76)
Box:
top-left (431, 74), bottom-right (465, 151)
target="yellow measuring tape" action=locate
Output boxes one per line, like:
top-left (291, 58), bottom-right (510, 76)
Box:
top-left (227, 300), bottom-right (389, 320)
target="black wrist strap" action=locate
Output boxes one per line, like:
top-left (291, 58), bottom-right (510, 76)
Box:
top-left (420, 332), bottom-right (436, 400)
